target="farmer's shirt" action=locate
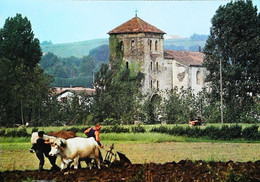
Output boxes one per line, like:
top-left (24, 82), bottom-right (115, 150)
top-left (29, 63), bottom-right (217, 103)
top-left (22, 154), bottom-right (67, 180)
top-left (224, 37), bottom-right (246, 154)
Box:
top-left (87, 128), bottom-right (102, 146)
top-left (36, 137), bottom-right (50, 153)
top-left (87, 128), bottom-right (96, 140)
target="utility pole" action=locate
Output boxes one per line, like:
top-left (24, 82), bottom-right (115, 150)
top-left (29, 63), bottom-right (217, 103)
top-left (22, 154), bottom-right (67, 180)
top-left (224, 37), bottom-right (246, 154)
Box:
top-left (220, 57), bottom-right (224, 124)
top-left (93, 71), bottom-right (95, 84)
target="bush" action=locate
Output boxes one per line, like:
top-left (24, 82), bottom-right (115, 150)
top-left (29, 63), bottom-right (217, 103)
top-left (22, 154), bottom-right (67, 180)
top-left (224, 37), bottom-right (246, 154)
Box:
top-left (131, 125), bottom-right (146, 133)
top-left (102, 125), bottom-right (129, 133)
top-left (168, 126), bottom-right (185, 136)
top-left (0, 129), bottom-right (6, 136)
top-left (219, 125), bottom-right (232, 140)
top-left (185, 127), bottom-right (202, 138)
top-left (200, 126), bottom-right (220, 140)
top-left (228, 124), bottom-right (242, 139)
top-left (150, 125), bottom-right (168, 133)
top-left (31, 127), bottom-right (38, 133)
top-left (242, 125), bottom-right (259, 140)
top-left (5, 128), bottom-right (30, 137)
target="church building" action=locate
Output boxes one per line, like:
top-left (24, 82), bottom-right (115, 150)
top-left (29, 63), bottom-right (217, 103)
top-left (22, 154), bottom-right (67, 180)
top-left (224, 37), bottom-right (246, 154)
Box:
top-left (108, 15), bottom-right (207, 95)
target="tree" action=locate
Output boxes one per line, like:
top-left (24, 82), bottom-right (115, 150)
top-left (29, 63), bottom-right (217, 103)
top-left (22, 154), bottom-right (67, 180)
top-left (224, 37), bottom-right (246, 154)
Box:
top-left (0, 14), bottom-right (52, 126)
top-left (40, 52), bottom-right (59, 70)
top-left (0, 14), bottom-right (42, 69)
top-left (91, 63), bottom-right (143, 124)
top-left (203, 0), bottom-right (260, 123)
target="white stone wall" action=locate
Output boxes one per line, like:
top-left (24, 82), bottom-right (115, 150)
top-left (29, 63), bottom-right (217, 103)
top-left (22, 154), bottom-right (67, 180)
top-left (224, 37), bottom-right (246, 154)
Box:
top-left (189, 66), bottom-right (206, 95)
top-left (171, 60), bottom-right (189, 91)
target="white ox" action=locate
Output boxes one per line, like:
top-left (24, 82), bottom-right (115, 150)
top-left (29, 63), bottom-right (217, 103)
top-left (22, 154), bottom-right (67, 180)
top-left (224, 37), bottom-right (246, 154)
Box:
top-left (49, 137), bottom-right (101, 170)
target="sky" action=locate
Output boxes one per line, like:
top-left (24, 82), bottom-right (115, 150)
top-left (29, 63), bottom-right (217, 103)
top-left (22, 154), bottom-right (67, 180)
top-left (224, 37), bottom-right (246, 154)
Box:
top-left (1, 0), bottom-right (259, 44)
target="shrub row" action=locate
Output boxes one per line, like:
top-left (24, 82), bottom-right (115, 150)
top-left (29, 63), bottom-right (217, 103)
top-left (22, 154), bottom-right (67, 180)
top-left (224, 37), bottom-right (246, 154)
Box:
top-left (150, 125), bottom-right (260, 140)
top-left (0, 128), bottom-right (31, 137)
top-left (0, 125), bottom-right (147, 138)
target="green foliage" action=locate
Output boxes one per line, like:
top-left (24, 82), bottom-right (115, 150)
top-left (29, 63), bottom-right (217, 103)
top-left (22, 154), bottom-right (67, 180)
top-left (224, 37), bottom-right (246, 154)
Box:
top-left (89, 44), bottom-right (109, 63)
top-left (103, 118), bottom-right (120, 125)
top-left (40, 52), bottom-right (100, 87)
top-left (203, 0), bottom-right (260, 123)
top-left (92, 62), bottom-right (144, 124)
top-left (151, 125), bottom-right (260, 141)
top-left (0, 14), bottom-right (53, 126)
top-left (0, 129), bottom-right (6, 136)
top-left (102, 125), bottom-right (130, 133)
top-left (31, 127), bottom-right (38, 133)
top-left (241, 125), bottom-right (259, 140)
top-left (4, 128), bottom-right (30, 137)
top-left (163, 88), bottom-right (203, 124)
top-left (131, 125), bottom-right (146, 133)
top-left (150, 125), bottom-right (169, 133)
top-left (0, 14), bottom-right (42, 68)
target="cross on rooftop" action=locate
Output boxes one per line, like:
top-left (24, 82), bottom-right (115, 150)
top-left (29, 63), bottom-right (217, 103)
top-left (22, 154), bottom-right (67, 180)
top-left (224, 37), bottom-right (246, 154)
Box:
top-left (135, 9), bottom-right (138, 17)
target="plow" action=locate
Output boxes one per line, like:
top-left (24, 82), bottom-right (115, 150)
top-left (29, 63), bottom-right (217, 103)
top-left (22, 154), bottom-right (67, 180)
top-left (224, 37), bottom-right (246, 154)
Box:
top-left (102, 143), bottom-right (131, 167)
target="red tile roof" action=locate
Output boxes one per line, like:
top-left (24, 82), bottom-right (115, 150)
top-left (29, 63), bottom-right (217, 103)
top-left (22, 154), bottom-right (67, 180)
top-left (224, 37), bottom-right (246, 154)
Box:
top-left (53, 87), bottom-right (95, 96)
top-left (108, 16), bottom-right (166, 35)
top-left (164, 50), bottom-right (204, 66)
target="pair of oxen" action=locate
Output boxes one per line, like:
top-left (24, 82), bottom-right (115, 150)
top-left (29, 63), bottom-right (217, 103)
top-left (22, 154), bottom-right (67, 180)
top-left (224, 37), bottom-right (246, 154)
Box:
top-left (30, 131), bottom-right (102, 170)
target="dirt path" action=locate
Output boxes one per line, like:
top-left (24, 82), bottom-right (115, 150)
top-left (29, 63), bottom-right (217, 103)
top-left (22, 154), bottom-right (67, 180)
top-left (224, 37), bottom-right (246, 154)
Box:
top-left (1, 160), bottom-right (260, 182)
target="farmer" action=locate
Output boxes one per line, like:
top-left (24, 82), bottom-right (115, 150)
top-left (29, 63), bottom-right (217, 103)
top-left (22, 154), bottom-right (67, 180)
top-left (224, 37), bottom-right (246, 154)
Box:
top-left (35, 131), bottom-right (59, 171)
top-left (84, 123), bottom-right (104, 148)
top-left (84, 123), bottom-right (104, 162)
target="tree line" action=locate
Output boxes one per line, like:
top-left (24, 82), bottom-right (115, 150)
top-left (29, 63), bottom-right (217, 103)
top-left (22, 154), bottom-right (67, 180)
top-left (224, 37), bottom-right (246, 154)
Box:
top-left (40, 44), bottom-right (109, 87)
top-left (0, 1), bottom-right (259, 127)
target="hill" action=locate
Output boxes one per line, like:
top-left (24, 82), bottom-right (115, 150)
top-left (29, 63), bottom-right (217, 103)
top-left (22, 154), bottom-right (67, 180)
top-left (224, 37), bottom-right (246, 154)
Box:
top-left (41, 38), bottom-right (108, 58)
top-left (41, 34), bottom-right (207, 58)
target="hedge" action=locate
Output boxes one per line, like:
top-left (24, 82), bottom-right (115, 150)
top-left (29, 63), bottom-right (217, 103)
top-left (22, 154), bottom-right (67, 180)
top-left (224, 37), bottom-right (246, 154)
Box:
top-left (151, 125), bottom-right (260, 141)
top-left (1, 125), bottom-right (259, 141)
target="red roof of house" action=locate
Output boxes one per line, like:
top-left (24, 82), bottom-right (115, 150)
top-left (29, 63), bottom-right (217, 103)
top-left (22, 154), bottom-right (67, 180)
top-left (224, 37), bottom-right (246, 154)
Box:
top-left (164, 50), bottom-right (204, 66)
top-left (53, 87), bottom-right (95, 96)
top-left (108, 16), bottom-right (166, 35)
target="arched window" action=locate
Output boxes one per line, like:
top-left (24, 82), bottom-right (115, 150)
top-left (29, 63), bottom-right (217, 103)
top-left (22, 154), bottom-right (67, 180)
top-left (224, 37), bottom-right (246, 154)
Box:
top-left (131, 40), bottom-right (135, 50)
top-left (150, 62), bottom-right (153, 70)
top-left (157, 81), bottom-right (159, 89)
top-left (155, 40), bottom-right (158, 51)
top-left (196, 70), bottom-right (201, 84)
top-left (120, 41), bottom-right (124, 51)
top-left (149, 40), bottom-right (152, 51)
top-left (150, 80), bottom-right (153, 89)
top-left (126, 62), bottom-right (129, 69)
top-left (156, 62), bottom-right (159, 71)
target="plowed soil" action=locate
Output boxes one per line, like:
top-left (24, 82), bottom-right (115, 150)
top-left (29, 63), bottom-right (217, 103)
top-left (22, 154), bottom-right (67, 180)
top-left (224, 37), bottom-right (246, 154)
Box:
top-left (1, 160), bottom-right (260, 182)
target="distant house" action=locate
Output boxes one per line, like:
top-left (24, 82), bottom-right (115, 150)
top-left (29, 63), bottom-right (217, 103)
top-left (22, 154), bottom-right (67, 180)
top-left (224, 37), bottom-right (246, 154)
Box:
top-left (54, 87), bottom-right (95, 103)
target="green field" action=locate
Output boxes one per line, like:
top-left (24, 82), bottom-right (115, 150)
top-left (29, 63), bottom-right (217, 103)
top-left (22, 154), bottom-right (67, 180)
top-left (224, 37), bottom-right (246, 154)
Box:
top-left (1, 124), bottom-right (260, 171)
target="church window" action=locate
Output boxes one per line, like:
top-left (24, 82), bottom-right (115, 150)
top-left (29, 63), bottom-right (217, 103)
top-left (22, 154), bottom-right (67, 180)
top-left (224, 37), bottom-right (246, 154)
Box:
top-left (149, 40), bottom-right (152, 51)
top-left (157, 81), bottom-right (159, 89)
top-left (155, 40), bottom-right (158, 51)
top-left (156, 62), bottom-right (159, 71)
top-left (131, 40), bottom-right (135, 50)
top-left (126, 62), bottom-right (129, 69)
top-left (120, 41), bottom-right (124, 51)
top-left (150, 62), bottom-right (153, 70)
top-left (150, 80), bottom-right (153, 89)
top-left (196, 70), bottom-right (201, 84)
